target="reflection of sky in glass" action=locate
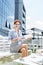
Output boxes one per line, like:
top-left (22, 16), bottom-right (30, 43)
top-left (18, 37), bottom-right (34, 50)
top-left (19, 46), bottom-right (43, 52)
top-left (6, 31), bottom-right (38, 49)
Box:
top-left (0, 0), bottom-right (14, 28)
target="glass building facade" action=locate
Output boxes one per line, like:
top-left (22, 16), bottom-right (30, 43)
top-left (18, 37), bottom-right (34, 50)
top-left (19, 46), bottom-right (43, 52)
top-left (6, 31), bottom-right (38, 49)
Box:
top-left (0, 0), bottom-right (14, 29)
top-left (15, 0), bottom-right (26, 35)
top-left (0, 0), bottom-right (26, 36)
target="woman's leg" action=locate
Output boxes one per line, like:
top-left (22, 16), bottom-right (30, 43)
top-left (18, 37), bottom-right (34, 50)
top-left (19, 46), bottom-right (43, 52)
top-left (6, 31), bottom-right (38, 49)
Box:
top-left (19, 44), bottom-right (28, 57)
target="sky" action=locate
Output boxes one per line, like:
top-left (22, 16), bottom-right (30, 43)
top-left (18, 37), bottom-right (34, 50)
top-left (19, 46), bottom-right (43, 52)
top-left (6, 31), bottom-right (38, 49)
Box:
top-left (23, 0), bottom-right (43, 30)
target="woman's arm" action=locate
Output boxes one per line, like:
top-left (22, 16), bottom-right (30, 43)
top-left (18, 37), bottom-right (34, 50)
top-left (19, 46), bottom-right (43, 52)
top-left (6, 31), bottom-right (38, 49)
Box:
top-left (12, 37), bottom-right (22, 43)
top-left (8, 30), bottom-right (22, 43)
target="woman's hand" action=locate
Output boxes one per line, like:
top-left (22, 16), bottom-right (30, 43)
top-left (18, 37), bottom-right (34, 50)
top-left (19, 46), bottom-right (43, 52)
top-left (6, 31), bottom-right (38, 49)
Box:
top-left (12, 37), bottom-right (22, 43)
top-left (17, 37), bottom-right (22, 41)
top-left (25, 38), bottom-right (32, 40)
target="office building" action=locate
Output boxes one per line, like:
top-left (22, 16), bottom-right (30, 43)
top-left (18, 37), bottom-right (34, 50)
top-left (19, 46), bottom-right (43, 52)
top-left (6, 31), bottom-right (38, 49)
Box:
top-left (15, 0), bottom-right (26, 35)
top-left (0, 0), bottom-right (26, 36)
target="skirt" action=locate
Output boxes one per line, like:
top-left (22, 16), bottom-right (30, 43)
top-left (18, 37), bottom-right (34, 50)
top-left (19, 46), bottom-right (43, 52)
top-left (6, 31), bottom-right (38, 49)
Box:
top-left (10, 42), bottom-right (22, 53)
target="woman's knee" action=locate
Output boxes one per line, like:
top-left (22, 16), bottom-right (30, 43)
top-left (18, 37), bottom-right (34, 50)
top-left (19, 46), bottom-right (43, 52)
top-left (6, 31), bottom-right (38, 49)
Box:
top-left (21, 48), bottom-right (26, 52)
top-left (22, 44), bottom-right (28, 48)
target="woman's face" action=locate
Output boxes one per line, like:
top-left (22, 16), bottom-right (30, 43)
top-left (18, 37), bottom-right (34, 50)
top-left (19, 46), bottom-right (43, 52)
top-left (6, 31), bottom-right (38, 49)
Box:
top-left (14, 22), bottom-right (20, 30)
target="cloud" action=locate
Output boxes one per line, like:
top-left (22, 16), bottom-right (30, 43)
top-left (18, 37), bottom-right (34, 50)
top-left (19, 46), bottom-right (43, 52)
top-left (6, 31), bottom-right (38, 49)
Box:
top-left (36, 21), bottom-right (43, 25)
top-left (26, 18), bottom-right (43, 30)
top-left (26, 16), bottom-right (34, 30)
top-left (34, 20), bottom-right (43, 30)
top-left (26, 16), bottom-right (31, 20)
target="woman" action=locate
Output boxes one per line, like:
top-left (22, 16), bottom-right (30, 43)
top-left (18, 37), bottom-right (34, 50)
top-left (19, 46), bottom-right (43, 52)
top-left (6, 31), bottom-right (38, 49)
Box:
top-left (8, 20), bottom-right (28, 57)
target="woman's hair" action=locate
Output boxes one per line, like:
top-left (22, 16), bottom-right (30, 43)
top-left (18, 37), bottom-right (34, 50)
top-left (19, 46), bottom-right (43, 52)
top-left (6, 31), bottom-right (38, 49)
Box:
top-left (14, 20), bottom-right (21, 24)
